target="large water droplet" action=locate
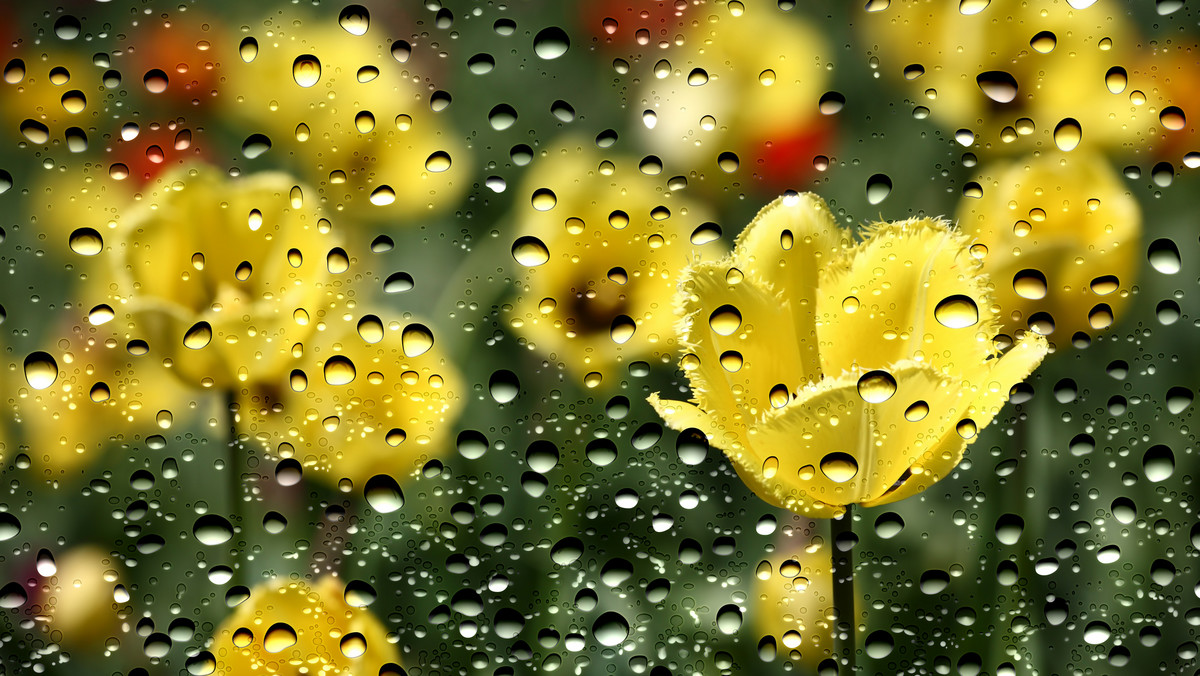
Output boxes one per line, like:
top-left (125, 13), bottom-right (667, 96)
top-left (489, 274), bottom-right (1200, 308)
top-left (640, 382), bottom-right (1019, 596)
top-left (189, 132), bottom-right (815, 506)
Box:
top-left (1053, 118), bottom-right (1082, 151)
top-left (934, 295), bottom-right (979, 328)
top-left (183, 321), bottom-right (213, 349)
top-left (24, 352), bottom-right (58, 390)
top-left (593, 611), bottom-right (630, 646)
top-left (324, 355), bottom-right (357, 385)
top-left (533, 27), bottom-right (570, 59)
top-left (820, 452), bottom-right (858, 483)
top-left (69, 227), bottom-right (103, 255)
top-left (338, 4), bottom-right (370, 35)
top-left (866, 173), bottom-right (892, 204)
top-left (292, 55), bottom-right (322, 88)
top-left (192, 514), bottom-right (234, 545)
top-left (364, 475), bottom-right (404, 513)
top-left (0, 513), bottom-right (22, 541)
top-left (489, 369), bottom-right (520, 403)
top-left (512, 236), bottom-right (550, 266)
top-left (263, 623), bottom-right (298, 653)
top-left (857, 370), bottom-right (897, 403)
top-left (976, 71), bottom-right (1018, 103)
top-left (1147, 238), bottom-right (1181, 274)
top-left (239, 37), bottom-right (258, 63)
top-left (1142, 444), bottom-right (1175, 481)
top-left (401, 323), bottom-right (434, 357)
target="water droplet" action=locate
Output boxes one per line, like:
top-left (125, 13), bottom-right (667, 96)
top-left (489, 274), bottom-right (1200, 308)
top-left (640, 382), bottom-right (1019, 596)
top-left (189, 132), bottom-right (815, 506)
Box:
top-left (865, 631), bottom-right (895, 658)
top-left (24, 352), bottom-right (58, 390)
top-left (676, 429), bottom-right (709, 466)
top-left (338, 4), bottom-right (370, 35)
top-left (1147, 238), bottom-right (1181, 274)
top-left (0, 583), bottom-right (27, 609)
top-left (716, 604), bottom-right (743, 635)
top-left (857, 370), bottom-right (898, 403)
top-left (369, 186), bottom-right (396, 206)
top-left (875, 512), bottom-right (905, 538)
top-left (610, 315), bottom-right (636, 344)
top-left (1142, 445), bottom-right (1175, 481)
top-left (327, 247), bottom-right (350, 274)
top-left (263, 623), bottom-right (298, 653)
top-left (61, 89), bottom-right (86, 114)
top-left (69, 227), bottom-right (103, 255)
top-left (0, 513), bottom-right (20, 541)
top-left (818, 91), bottom-right (846, 115)
top-left (709, 305), bottom-right (742, 336)
top-left (239, 132), bottom-right (272, 159)
top-left (183, 321), bottom-right (213, 349)
top-left (593, 611), bottom-right (630, 646)
top-left (934, 295), bottom-right (979, 328)
top-left (426, 151), bottom-right (452, 172)
top-left (34, 548), bottom-right (56, 577)
top-left (192, 514), bottom-right (234, 545)
top-left (364, 475), bottom-right (404, 513)
top-left (292, 55), bottom-right (322, 88)
top-left (866, 173), bottom-right (892, 204)
top-left (239, 37), bottom-right (258, 63)
top-left (533, 27), bottom-right (570, 59)
top-left (489, 370), bottom-right (520, 404)
top-left (1166, 387), bottom-right (1193, 414)
top-left (820, 452), bottom-right (858, 483)
top-left (1161, 106), bottom-right (1187, 131)
top-left (1013, 269), bottom-right (1048, 299)
top-left (1083, 621), bottom-right (1111, 645)
top-left (1105, 66), bottom-right (1127, 94)
top-left (384, 271), bottom-right (414, 293)
top-left (691, 223), bottom-right (721, 245)
top-left (976, 70), bottom-right (1018, 103)
top-left (356, 315), bottom-right (384, 343)
top-left (324, 355), bottom-right (357, 385)
top-left (1053, 118), bottom-right (1082, 151)
top-left (467, 53), bottom-right (495, 75)
top-left (719, 350), bottom-right (743, 372)
top-left (1030, 30), bottom-right (1057, 53)
top-left (401, 323), bottom-right (434, 357)
top-left (959, 0), bottom-right (990, 14)
top-left (512, 236), bottom-right (550, 266)
top-left (531, 188), bottom-right (557, 211)
top-left (143, 69), bottom-right (169, 93)
top-left (995, 514), bottom-right (1024, 544)
top-left (687, 68), bottom-right (709, 86)
top-left (3, 58), bottom-right (25, 84)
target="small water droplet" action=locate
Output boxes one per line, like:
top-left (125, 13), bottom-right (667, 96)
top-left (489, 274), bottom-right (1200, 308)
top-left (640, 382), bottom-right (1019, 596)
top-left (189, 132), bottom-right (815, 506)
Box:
top-left (1030, 30), bottom-right (1056, 53)
top-left (69, 227), bottom-right (103, 255)
top-left (866, 173), bottom-right (892, 204)
top-left (239, 37), bottom-right (258, 63)
top-left (512, 236), bottom-right (550, 266)
top-left (976, 70), bottom-right (1018, 103)
top-left (1104, 66), bottom-right (1127, 94)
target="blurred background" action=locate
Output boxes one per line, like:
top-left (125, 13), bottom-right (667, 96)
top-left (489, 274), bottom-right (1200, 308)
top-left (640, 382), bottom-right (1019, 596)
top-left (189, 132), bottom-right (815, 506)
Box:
top-left (0, 0), bottom-right (1197, 674)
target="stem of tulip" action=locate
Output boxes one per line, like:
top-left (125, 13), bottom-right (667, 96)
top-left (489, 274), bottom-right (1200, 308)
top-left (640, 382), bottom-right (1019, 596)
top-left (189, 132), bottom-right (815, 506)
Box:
top-left (831, 506), bottom-right (857, 673)
top-left (225, 390), bottom-right (242, 586)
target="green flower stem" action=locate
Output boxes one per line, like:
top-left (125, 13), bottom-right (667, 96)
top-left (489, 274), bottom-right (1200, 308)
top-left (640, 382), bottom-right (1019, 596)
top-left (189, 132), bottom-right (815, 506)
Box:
top-left (831, 506), bottom-right (857, 674)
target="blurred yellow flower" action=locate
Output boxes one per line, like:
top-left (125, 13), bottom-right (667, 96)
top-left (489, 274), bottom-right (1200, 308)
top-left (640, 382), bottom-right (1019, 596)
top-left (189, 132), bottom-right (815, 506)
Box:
top-left (650, 193), bottom-right (1047, 517)
top-left (237, 311), bottom-right (463, 487)
top-left (634, 2), bottom-right (834, 190)
top-left (219, 18), bottom-right (468, 221)
top-left (210, 576), bottom-right (400, 676)
top-left (754, 525), bottom-right (833, 669)
top-left (0, 49), bottom-right (103, 152)
top-left (111, 166), bottom-right (337, 390)
top-left (860, 0), bottom-right (1162, 153)
top-left (7, 324), bottom-right (197, 477)
top-left (955, 151), bottom-right (1140, 342)
top-left (37, 545), bottom-right (122, 650)
top-left (507, 142), bottom-right (715, 387)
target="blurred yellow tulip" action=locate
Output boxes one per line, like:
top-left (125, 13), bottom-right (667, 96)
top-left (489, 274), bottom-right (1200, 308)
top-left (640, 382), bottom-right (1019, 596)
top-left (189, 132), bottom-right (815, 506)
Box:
top-left (218, 17), bottom-right (468, 221)
top-left (860, 0), bottom-right (1163, 154)
top-left (754, 524), bottom-right (833, 669)
top-left (7, 324), bottom-right (197, 477)
top-left (955, 151), bottom-right (1140, 342)
top-left (210, 576), bottom-right (400, 676)
top-left (507, 141), bottom-right (715, 387)
top-left (650, 193), bottom-right (1047, 517)
top-left (237, 311), bottom-right (463, 487)
top-left (111, 166), bottom-right (338, 390)
top-left (633, 1), bottom-right (834, 190)
top-left (36, 545), bottom-right (123, 650)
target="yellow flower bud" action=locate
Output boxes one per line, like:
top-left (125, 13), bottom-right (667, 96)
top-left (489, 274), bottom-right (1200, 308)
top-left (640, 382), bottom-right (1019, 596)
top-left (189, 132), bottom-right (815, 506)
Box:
top-left (955, 151), bottom-right (1140, 341)
top-left (237, 311), bottom-right (464, 487)
top-left (209, 577), bottom-right (400, 676)
top-left (112, 166), bottom-right (337, 390)
top-left (651, 193), bottom-right (1047, 517)
top-left (507, 141), bottom-right (715, 386)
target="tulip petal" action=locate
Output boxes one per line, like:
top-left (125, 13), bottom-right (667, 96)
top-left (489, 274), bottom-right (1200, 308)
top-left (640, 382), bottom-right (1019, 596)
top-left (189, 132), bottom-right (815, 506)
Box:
top-left (735, 361), bottom-right (974, 516)
top-left (732, 193), bottom-right (851, 383)
top-left (860, 331), bottom-right (1048, 508)
top-left (675, 260), bottom-right (809, 422)
top-left (816, 218), bottom-right (996, 377)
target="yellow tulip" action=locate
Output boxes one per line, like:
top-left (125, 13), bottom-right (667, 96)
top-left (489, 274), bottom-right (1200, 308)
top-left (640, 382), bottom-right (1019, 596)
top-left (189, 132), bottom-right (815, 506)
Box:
top-left (237, 311), bottom-right (463, 487)
top-left (210, 576), bottom-right (400, 676)
top-left (37, 545), bottom-right (123, 650)
top-left (111, 165), bottom-right (337, 390)
top-left (859, 0), bottom-right (1161, 153)
top-left (8, 323), bottom-right (198, 477)
top-left (218, 17), bottom-right (468, 220)
top-left (650, 193), bottom-right (1047, 517)
top-left (754, 525), bottom-right (833, 669)
top-left (955, 151), bottom-right (1140, 341)
top-left (507, 141), bottom-right (715, 387)
top-left (633, 2), bottom-right (834, 190)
